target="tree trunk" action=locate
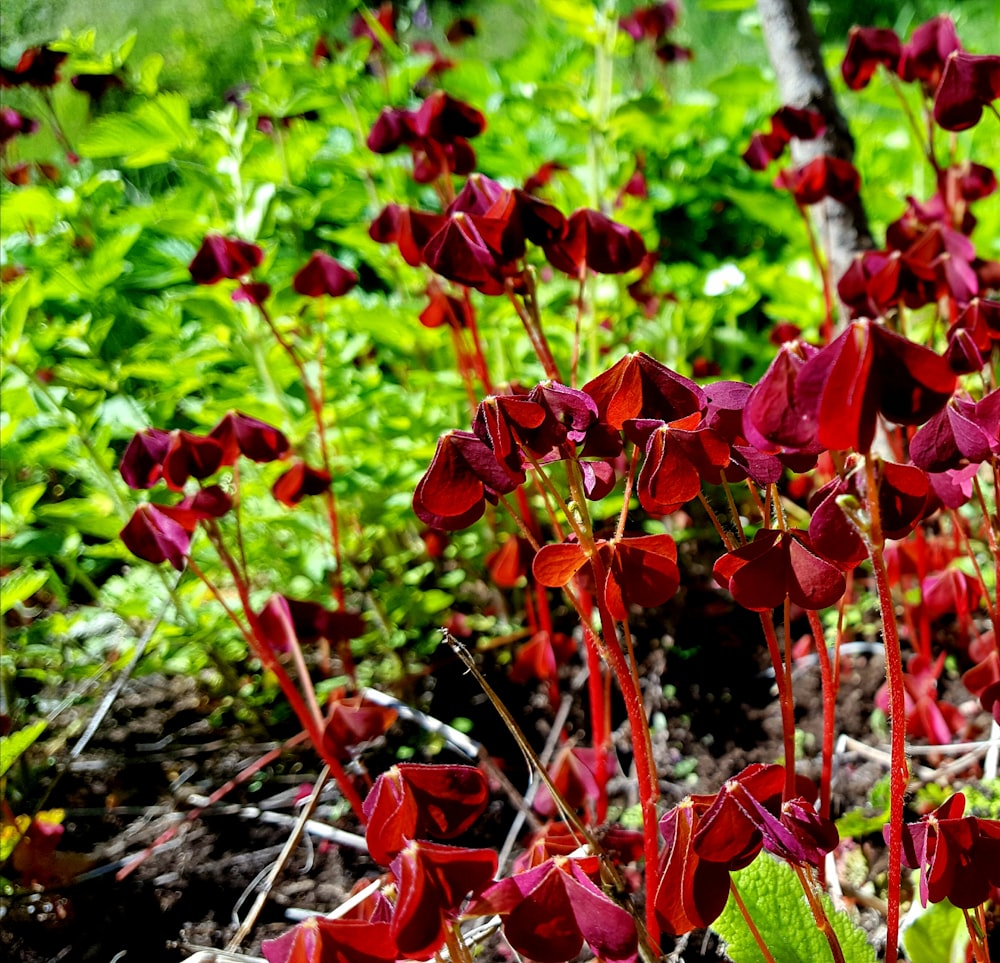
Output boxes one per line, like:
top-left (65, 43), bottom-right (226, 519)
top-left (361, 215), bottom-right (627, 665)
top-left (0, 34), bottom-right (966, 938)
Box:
top-left (757, 0), bottom-right (873, 298)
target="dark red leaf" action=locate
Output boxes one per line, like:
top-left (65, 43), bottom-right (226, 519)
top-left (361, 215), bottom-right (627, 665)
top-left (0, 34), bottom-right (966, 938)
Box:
top-left (293, 251), bottom-right (358, 298)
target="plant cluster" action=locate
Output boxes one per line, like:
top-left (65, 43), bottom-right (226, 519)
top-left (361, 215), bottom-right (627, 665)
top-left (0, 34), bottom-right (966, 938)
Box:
top-left (1, 1), bottom-right (999, 961)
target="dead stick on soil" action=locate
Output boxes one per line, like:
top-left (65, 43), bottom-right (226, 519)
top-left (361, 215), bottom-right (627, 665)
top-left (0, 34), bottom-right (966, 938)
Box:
top-left (71, 582), bottom-right (178, 759)
top-left (226, 765), bottom-right (331, 952)
top-left (496, 694), bottom-right (573, 873)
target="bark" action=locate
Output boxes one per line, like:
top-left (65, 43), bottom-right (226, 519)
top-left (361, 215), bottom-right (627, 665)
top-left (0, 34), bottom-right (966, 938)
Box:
top-left (757, 0), bottom-right (873, 297)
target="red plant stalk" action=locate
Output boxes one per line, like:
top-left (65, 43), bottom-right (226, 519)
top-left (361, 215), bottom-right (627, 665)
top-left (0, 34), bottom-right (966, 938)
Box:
top-left (447, 323), bottom-right (481, 413)
top-left (973, 474), bottom-right (1000, 617)
top-left (863, 454), bottom-right (908, 963)
top-left (504, 273), bottom-right (562, 381)
top-left (256, 301), bottom-right (348, 611)
top-left (729, 878), bottom-right (778, 963)
top-left (794, 201), bottom-right (834, 340)
top-left (537, 452), bottom-right (658, 940)
top-left (761, 611), bottom-right (799, 803)
top-left (587, 544), bottom-right (661, 945)
top-left (963, 906), bottom-right (990, 963)
top-left (460, 288), bottom-right (495, 394)
top-left (524, 458), bottom-right (611, 816)
top-left (911, 525), bottom-right (932, 662)
top-left (571, 271), bottom-right (587, 388)
top-left (950, 508), bottom-right (996, 624)
top-left (191, 533), bottom-right (367, 821)
top-left (806, 610), bottom-right (838, 825)
top-left (793, 864), bottom-right (846, 963)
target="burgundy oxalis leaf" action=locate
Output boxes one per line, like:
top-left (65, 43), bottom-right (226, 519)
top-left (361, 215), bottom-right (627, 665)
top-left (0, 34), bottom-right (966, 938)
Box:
top-left (189, 234), bottom-right (263, 285)
top-left (293, 251), bottom-right (358, 297)
top-left (210, 411), bottom-right (289, 465)
top-left (714, 529), bottom-right (846, 612)
top-left (467, 855), bottom-right (638, 963)
top-left (362, 763), bottom-right (489, 866)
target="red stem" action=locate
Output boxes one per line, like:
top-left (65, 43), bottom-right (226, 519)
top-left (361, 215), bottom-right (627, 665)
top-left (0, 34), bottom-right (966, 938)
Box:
top-left (729, 877), bottom-right (777, 963)
top-left (193, 534), bottom-right (367, 822)
top-left (760, 611), bottom-right (798, 802)
top-left (795, 202), bottom-right (834, 341)
top-left (864, 454), bottom-right (908, 963)
top-left (806, 610), bottom-right (837, 826)
top-left (461, 288), bottom-right (494, 395)
top-left (504, 277), bottom-right (562, 382)
top-left (257, 301), bottom-right (346, 610)
top-left (585, 548), bottom-right (660, 945)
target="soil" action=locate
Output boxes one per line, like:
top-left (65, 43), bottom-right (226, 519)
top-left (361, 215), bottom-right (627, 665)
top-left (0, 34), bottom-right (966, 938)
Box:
top-left (2, 588), bottom-right (994, 963)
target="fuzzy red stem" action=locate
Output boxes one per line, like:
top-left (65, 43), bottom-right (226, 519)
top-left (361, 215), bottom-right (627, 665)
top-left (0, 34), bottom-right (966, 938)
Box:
top-left (194, 534), bottom-right (366, 821)
top-left (864, 455), bottom-right (908, 963)
top-left (759, 611), bottom-right (798, 802)
top-left (806, 609), bottom-right (837, 827)
top-left (586, 549), bottom-right (660, 945)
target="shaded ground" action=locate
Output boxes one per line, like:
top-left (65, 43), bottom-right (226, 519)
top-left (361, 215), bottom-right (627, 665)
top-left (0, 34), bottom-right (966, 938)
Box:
top-left (2, 593), bottom-right (992, 963)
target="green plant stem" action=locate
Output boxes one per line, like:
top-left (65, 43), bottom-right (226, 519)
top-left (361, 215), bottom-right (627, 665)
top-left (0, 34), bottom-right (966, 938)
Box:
top-left (963, 907), bottom-right (990, 963)
top-left (792, 864), bottom-right (846, 963)
top-left (863, 453), bottom-right (907, 963)
top-left (729, 876), bottom-right (778, 963)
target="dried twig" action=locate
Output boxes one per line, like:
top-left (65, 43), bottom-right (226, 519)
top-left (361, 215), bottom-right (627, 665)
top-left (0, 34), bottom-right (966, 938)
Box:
top-left (226, 766), bottom-right (331, 951)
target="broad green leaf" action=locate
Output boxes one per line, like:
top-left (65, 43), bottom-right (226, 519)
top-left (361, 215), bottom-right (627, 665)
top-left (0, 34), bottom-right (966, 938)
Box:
top-left (903, 899), bottom-right (969, 963)
top-left (137, 53), bottom-right (164, 96)
top-left (10, 483), bottom-right (48, 520)
top-left (0, 274), bottom-right (37, 361)
top-left (714, 857), bottom-right (876, 963)
top-left (540, 0), bottom-right (596, 29)
top-left (78, 93), bottom-right (193, 166)
top-left (0, 188), bottom-right (61, 236)
top-left (0, 568), bottom-right (49, 615)
top-left (0, 721), bottom-right (47, 779)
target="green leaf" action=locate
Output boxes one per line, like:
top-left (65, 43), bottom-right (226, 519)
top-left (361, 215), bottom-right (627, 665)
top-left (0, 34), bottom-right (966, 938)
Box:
top-left (714, 857), bottom-right (876, 963)
top-left (539, 0), bottom-right (596, 29)
top-left (78, 93), bottom-right (193, 166)
top-left (0, 568), bottom-right (49, 615)
top-left (0, 721), bottom-right (47, 778)
top-left (137, 53), bottom-right (164, 96)
top-left (0, 274), bottom-right (36, 361)
top-left (903, 899), bottom-right (969, 963)
top-left (0, 188), bottom-right (61, 236)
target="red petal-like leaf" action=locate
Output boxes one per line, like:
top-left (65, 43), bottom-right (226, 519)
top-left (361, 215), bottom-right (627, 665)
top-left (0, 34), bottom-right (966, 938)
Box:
top-left (293, 251), bottom-right (358, 298)
top-left (119, 428), bottom-right (172, 489)
top-left (272, 460), bottom-right (331, 507)
top-left (533, 542), bottom-right (589, 588)
top-left (210, 411), bottom-right (289, 465)
top-left (120, 504), bottom-right (192, 570)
